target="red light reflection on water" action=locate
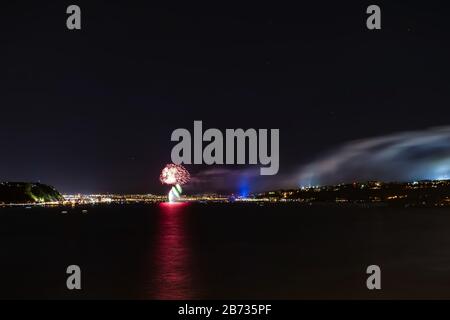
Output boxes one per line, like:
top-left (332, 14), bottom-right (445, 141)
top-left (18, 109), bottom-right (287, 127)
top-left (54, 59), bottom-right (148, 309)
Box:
top-left (154, 202), bottom-right (193, 299)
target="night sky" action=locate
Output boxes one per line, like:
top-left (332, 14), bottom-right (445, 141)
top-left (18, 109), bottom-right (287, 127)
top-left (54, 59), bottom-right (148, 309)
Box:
top-left (2, 1), bottom-right (450, 194)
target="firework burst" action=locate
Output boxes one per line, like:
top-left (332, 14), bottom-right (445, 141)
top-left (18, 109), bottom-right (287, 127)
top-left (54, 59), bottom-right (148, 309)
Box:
top-left (159, 164), bottom-right (190, 186)
top-left (159, 164), bottom-right (190, 203)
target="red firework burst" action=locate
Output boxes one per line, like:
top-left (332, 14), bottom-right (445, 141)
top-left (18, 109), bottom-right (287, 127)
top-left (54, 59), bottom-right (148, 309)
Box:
top-left (159, 164), bottom-right (190, 185)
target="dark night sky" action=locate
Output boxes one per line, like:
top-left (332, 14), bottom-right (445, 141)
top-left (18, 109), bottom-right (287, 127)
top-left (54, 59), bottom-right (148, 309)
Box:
top-left (2, 1), bottom-right (450, 194)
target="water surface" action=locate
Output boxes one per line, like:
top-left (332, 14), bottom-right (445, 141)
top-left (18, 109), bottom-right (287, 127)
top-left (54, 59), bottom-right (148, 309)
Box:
top-left (1, 203), bottom-right (449, 299)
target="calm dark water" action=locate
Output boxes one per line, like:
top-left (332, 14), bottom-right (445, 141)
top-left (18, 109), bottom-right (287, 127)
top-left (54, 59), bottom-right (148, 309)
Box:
top-left (1, 202), bottom-right (450, 299)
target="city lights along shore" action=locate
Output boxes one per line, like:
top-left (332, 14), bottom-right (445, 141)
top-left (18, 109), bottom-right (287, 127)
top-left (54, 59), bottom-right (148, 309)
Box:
top-left (4, 179), bottom-right (450, 208)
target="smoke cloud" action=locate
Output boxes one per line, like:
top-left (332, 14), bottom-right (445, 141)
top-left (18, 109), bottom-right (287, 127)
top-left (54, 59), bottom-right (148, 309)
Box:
top-left (298, 126), bottom-right (450, 186)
